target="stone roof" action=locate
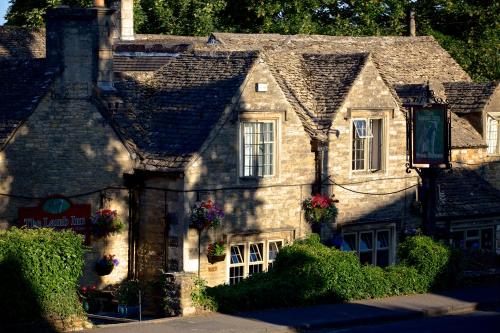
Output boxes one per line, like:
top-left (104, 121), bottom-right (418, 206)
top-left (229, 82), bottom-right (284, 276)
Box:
top-left (394, 83), bottom-right (488, 148)
top-left (444, 82), bottom-right (498, 114)
top-left (437, 168), bottom-right (500, 219)
top-left (97, 51), bottom-right (258, 171)
top-left (0, 27), bottom-right (46, 59)
top-left (205, 34), bottom-right (471, 86)
top-left (266, 52), bottom-right (368, 133)
top-left (0, 58), bottom-right (57, 149)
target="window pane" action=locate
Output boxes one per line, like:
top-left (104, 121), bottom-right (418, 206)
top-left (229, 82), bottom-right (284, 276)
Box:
top-left (481, 229), bottom-right (493, 250)
top-left (466, 230), bottom-right (479, 238)
top-left (342, 234), bottom-right (357, 252)
top-left (249, 263), bottom-right (263, 276)
top-left (487, 118), bottom-right (498, 154)
top-left (370, 119), bottom-right (382, 170)
top-left (376, 250), bottom-right (389, 267)
top-left (377, 231), bottom-right (389, 249)
top-left (230, 245), bottom-right (244, 264)
top-left (451, 231), bottom-right (464, 248)
top-left (352, 122), bottom-right (365, 170)
top-left (359, 233), bottom-right (373, 251)
top-left (268, 241), bottom-right (282, 269)
top-left (249, 243), bottom-right (263, 262)
top-left (242, 121), bottom-right (274, 177)
top-left (229, 266), bottom-right (244, 285)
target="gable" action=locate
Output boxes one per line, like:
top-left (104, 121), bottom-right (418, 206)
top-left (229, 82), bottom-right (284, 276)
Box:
top-left (99, 51), bottom-right (258, 171)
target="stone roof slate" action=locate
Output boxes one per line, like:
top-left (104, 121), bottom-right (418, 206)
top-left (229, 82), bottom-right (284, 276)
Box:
top-left (98, 51), bottom-right (258, 171)
top-left (266, 52), bottom-right (368, 133)
top-left (0, 27), bottom-right (45, 59)
top-left (437, 168), bottom-right (500, 219)
top-left (205, 34), bottom-right (471, 86)
top-left (444, 82), bottom-right (498, 114)
top-left (394, 83), bottom-right (488, 149)
top-left (0, 58), bottom-right (57, 149)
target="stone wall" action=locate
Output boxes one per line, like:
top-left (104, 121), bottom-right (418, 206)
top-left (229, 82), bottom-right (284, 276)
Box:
top-left (0, 82), bottom-right (135, 285)
top-left (182, 59), bottom-right (316, 286)
top-left (326, 59), bottom-right (418, 231)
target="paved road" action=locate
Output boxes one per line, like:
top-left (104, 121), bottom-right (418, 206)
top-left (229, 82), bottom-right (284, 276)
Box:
top-left (311, 308), bottom-right (500, 333)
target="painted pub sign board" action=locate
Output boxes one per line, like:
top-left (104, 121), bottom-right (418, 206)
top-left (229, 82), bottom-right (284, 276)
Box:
top-left (19, 196), bottom-right (91, 243)
top-left (410, 104), bottom-right (450, 168)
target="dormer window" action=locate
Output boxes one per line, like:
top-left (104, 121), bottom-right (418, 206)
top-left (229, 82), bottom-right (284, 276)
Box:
top-left (487, 116), bottom-right (499, 155)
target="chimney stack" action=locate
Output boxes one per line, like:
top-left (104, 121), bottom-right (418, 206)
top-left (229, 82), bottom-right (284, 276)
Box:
top-left (409, 8), bottom-right (416, 37)
top-left (120, 0), bottom-right (135, 41)
top-left (45, 4), bottom-right (115, 97)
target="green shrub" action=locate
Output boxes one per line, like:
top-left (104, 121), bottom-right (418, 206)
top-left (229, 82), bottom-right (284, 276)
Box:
top-left (0, 227), bottom-right (86, 324)
top-left (398, 235), bottom-right (462, 290)
top-left (206, 235), bottom-right (462, 313)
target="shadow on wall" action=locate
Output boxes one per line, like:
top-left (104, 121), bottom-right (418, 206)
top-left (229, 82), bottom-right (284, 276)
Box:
top-left (0, 27), bottom-right (44, 59)
top-left (0, 257), bottom-right (57, 333)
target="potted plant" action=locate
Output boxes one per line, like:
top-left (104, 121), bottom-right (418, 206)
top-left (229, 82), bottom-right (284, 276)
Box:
top-left (116, 280), bottom-right (140, 318)
top-left (190, 200), bottom-right (224, 230)
top-left (302, 194), bottom-right (339, 234)
top-left (207, 241), bottom-right (226, 264)
top-left (79, 285), bottom-right (101, 313)
top-left (95, 254), bottom-right (119, 276)
top-left (91, 209), bottom-right (124, 238)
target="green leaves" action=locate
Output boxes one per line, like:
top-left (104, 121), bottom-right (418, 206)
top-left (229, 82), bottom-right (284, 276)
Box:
top-left (0, 227), bottom-right (86, 323)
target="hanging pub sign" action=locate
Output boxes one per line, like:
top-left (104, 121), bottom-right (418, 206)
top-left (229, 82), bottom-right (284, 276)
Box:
top-left (409, 104), bottom-right (450, 168)
top-left (18, 195), bottom-right (91, 243)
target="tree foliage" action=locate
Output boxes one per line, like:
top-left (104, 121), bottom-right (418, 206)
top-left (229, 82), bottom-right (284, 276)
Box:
top-left (4, 0), bottom-right (499, 81)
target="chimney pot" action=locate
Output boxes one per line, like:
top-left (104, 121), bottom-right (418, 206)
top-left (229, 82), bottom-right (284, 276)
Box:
top-left (409, 9), bottom-right (416, 37)
top-left (93, 0), bottom-right (105, 7)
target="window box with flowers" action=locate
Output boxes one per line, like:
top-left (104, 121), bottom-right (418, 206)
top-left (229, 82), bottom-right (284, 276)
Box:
top-left (302, 194), bottom-right (339, 234)
top-left (95, 254), bottom-right (119, 276)
top-left (207, 241), bottom-right (226, 264)
top-left (92, 209), bottom-right (124, 238)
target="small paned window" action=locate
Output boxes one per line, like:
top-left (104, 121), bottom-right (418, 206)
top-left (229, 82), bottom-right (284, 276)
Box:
top-left (376, 230), bottom-right (390, 267)
top-left (359, 232), bottom-right (374, 265)
top-left (241, 121), bottom-right (275, 177)
top-left (268, 241), bottom-right (283, 269)
top-left (352, 119), bottom-right (383, 171)
top-left (229, 245), bottom-right (245, 285)
top-left (342, 229), bottom-right (392, 267)
top-left (487, 116), bottom-right (499, 155)
top-left (248, 243), bottom-right (264, 276)
top-left (228, 239), bottom-right (283, 284)
top-left (452, 228), bottom-right (495, 251)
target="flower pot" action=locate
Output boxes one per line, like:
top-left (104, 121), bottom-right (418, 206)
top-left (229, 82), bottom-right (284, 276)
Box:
top-left (117, 304), bottom-right (140, 318)
top-left (310, 223), bottom-right (322, 235)
top-left (95, 263), bottom-right (114, 276)
top-left (207, 254), bottom-right (226, 264)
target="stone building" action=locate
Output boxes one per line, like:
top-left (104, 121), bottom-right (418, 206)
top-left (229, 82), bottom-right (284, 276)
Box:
top-left (0, 0), bottom-right (499, 313)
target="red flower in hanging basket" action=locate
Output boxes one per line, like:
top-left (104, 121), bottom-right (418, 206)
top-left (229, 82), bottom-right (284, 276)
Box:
top-left (302, 194), bottom-right (339, 224)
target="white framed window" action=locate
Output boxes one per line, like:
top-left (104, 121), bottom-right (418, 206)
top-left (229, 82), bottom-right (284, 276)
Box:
top-left (487, 116), bottom-right (499, 155)
top-left (268, 240), bottom-right (283, 269)
top-left (342, 229), bottom-right (392, 267)
top-left (228, 239), bottom-right (283, 284)
top-left (249, 242), bottom-right (264, 276)
top-left (229, 244), bottom-right (245, 285)
top-left (352, 118), bottom-right (383, 172)
top-left (240, 121), bottom-right (275, 177)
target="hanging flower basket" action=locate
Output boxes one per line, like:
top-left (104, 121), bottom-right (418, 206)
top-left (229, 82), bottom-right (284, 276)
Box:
top-left (190, 200), bottom-right (224, 230)
top-left (92, 209), bottom-right (124, 238)
top-left (207, 241), bottom-right (226, 264)
top-left (95, 254), bottom-right (119, 276)
top-left (302, 194), bottom-right (339, 225)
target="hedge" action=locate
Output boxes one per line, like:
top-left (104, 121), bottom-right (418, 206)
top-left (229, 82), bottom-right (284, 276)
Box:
top-left (0, 227), bottom-right (86, 324)
top-left (205, 234), bottom-right (461, 312)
